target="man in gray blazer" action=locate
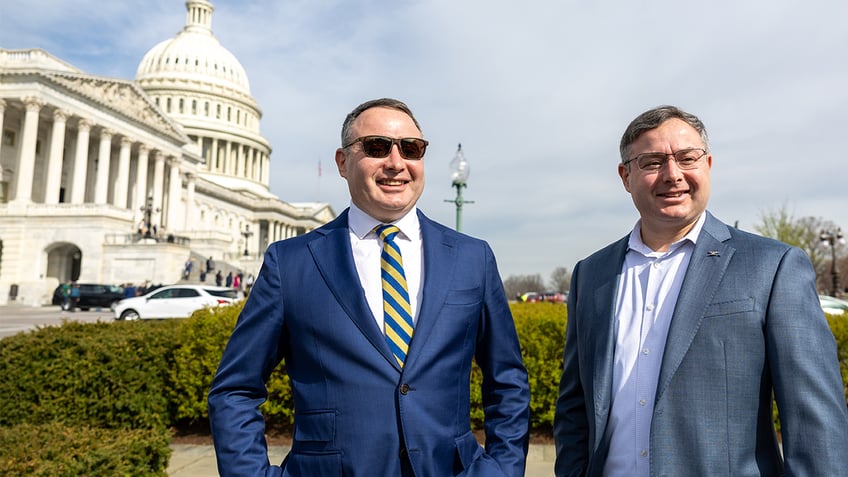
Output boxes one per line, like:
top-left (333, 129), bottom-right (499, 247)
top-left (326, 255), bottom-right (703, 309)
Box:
top-left (554, 105), bottom-right (848, 476)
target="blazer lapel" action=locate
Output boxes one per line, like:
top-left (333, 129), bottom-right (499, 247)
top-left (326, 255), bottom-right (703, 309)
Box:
top-left (401, 212), bottom-right (457, 371)
top-left (590, 237), bottom-right (628, 450)
top-left (309, 211), bottom-right (398, 368)
top-left (656, 213), bottom-right (734, 402)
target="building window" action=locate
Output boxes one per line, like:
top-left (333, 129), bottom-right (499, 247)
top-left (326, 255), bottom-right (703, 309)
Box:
top-left (166, 97), bottom-right (172, 113)
top-left (179, 98), bottom-right (184, 113)
top-left (192, 100), bottom-right (197, 115)
top-left (3, 129), bottom-right (16, 146)
top-left (204, 102), bottom-right (209, 117)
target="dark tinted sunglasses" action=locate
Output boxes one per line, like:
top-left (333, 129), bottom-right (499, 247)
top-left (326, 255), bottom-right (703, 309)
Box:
top-left (343, 135), bottom-right (429, 160)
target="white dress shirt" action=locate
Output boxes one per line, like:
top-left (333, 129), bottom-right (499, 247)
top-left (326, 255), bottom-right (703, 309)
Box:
top-left (603, 213), bottom-right (705, 477)
top-left (347, 203), bottom-right (423, 333)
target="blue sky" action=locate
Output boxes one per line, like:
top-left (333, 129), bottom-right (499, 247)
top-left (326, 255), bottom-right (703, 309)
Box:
top-left (2, 0), bottom-right (847, 282)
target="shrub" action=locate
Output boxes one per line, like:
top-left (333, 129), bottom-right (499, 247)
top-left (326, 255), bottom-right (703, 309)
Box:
top-left (0, 320), bottom-right (181, 430)
top-left (512, 302), bottom-right (567, 430)
top-left (170, 301), bottom-right (295, 425)
top-left (0, 422), bottom-right (171, 476)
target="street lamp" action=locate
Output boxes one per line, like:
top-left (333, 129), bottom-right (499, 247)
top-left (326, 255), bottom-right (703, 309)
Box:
top-left (820, 227), bottom-right (844, 298)
top-left (444, 143), bottom-right (474, 232)
top-left (139, 195), bottom-right (159, 239)
top-left (242, 224), bottom-right (254, 257)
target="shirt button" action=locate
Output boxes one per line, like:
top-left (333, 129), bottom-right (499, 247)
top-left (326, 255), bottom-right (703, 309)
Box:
top-left (641, 449), bottom-right (648, 457)
top-left (652, 261), bottom-right (660, 269)
top-left (642, 348), bottom-right (649, 355)
top-left (646, 303), bottom-right (655, 311)
top-left (639, 399), bottom-right (647, 406)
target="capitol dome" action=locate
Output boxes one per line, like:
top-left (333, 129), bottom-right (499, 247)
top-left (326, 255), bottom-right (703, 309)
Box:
top-left (136, 0), bottom-right (249, 95)
top-left (135, 0), bottom-right (272, 198)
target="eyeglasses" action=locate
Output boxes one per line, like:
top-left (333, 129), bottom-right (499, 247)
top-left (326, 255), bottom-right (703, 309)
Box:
top-left (623, 148), bottom-right (708, 172)
top-left (342, 135), bottom-right (429, 160)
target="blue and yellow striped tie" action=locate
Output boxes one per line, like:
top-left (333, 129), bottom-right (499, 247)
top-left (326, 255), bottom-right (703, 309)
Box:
top-left (376, 225), bottom-right (414, 368)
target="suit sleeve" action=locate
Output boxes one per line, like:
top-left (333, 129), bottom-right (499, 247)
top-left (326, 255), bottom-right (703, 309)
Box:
top-left (208, 246), bottom-right (286, 477)
top-left (553, 260), bottom-right (590, 477)
top-left (766, 246), bottom-right (848, 475)
top-left (475, 243), bottom-right (531, 477)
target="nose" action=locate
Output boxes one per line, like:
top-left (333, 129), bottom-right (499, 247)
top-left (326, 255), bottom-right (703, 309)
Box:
top-left (384, 144), bottom-right (405, 169)
top-left (660, 156), bottom-right (684, 181)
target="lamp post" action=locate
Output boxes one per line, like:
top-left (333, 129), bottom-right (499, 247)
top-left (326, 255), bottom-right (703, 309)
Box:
top-left (444, 143), bottom-right (474, 232)
top-left (820, 227), bottom-right (844, 297)
top-left (242, 224), bottom-right (254, 257)
top-left (139, 195), bottom-right (159, 239)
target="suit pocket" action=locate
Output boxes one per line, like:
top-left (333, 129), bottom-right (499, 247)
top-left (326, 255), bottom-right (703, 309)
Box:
top-left (454, 430), bottom-right (485, 470)
top-left (282, 451), bottom-right (342, 477)
top-left (445, 287), bottom-right (481, 305)
top-left (294, 409), bottom-right (335, 443)
top-left (705, 297), bottom-right (754, 317)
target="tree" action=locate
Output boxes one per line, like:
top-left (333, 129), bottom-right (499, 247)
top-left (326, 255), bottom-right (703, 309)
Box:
top-left (502, 274), bottom-right (545, 301)
top-left (755, 205), bottom-right (844, 293)
top-left (549, 266), bottom-right (571, 293)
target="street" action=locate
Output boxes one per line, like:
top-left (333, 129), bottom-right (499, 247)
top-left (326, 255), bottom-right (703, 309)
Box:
top-left (0, 304), bottom-right (114, 339)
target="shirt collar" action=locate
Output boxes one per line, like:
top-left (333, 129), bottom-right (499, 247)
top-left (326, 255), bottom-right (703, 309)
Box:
top-left (627, 212), bottom-right (706, 257)
top-left (347, 202), bottom-right (420, 241)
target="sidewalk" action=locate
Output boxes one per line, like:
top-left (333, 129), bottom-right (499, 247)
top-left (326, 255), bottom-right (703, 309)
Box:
top-left (168, 444), bottom-right (556, 476)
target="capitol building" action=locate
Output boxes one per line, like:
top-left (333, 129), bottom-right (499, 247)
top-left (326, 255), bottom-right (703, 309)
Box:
top-left (0, 0), bottom-right (334, 306)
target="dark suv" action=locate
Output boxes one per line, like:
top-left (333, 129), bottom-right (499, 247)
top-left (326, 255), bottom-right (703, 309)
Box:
top-left (52, 283), bottom-right (124, 311)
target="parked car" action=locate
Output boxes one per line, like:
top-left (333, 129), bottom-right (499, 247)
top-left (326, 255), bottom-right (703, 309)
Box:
top-left (820, 295), bottom-right (848, 316)
top-left (113, 284), bottom-right (239, 320)
top-left (52, 283), bottom-right (124, 311)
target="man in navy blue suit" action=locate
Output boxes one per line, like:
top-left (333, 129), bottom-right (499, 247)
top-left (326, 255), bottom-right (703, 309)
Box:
top-left (554, 105), bottom-right (848, 476)
top-left (209, 98), bottom-right (530, 476)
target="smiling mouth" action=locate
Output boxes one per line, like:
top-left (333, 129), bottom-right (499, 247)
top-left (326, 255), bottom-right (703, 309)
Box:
top-left (658, 191), bottom-right (687, 198)
top-left (379, 179), bottom-right (407, 186)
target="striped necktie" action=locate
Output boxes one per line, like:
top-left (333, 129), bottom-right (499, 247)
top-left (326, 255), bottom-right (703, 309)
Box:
top-left (376, 225), bottom-right (414, 368)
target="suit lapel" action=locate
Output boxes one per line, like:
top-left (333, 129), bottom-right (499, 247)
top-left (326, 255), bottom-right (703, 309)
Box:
top-left (656, 213), bottom-right (734, 402)
top-left (402, 212), bottom-right (457, 371)
top-left (309, 211), bottom-right (398, 368)
top-left (590, 237), bottom-right (628, 449)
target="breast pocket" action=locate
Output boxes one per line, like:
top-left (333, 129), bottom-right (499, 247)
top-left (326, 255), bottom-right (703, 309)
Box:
top-left (444, 287), bottom-right (481, 306)
top-left (705, 297), bottom-right (755, 318)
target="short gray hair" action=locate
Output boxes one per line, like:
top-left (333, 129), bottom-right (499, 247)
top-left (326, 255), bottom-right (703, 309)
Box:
top-left (619, 105), bottom-right (709, 163)
top-left (340, 98), bottom-right (422, 146)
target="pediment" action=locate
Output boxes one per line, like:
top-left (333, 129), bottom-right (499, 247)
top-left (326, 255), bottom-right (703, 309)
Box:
top-left (46, 73), bottom-right (188, 142)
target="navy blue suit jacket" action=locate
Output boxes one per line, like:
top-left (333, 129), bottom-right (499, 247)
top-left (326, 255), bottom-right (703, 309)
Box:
top-left (554, 212), bottom-right (848, 476)
top-left (209, 209), bottom-right (530, 476)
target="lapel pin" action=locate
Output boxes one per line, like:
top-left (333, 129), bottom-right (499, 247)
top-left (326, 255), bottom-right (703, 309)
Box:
top-left (707, 250), bottom-right (720, 257)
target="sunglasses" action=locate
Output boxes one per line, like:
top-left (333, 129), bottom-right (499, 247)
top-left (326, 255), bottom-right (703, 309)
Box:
top-left (343, 135), bottom-right (429, 160)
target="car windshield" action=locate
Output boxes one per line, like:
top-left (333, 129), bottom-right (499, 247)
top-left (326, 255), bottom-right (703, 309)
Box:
top-left (205, 288), bottom-right (238, 299)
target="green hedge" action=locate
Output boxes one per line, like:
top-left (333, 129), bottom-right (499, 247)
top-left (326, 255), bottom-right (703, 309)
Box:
top-left (0, 320), bottom-right (181, 429)
top-left (0, 422), bottom-right (171, 476)
top-left (2, 302), bottom-right (846, 473)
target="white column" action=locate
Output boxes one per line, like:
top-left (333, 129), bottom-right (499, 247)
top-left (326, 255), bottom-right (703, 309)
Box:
top-left (166, 157), bottom-right (182, 230)
top-left (113, 136), bottom-right (132, 208)
top-left (151, 152), bottom-right (165, 226)
top-left (70, 119), bottom-right (92, 203)
top-left (184, 173), bottom-right (196, 228)
top-left (12, 96), bottom-right (45, 202)
top-left (93, 128), bottom-right (114, 204)
top-left (44, 109), bottom-right (70, 204)
top-left (211, 138), bottom-right (219, 172)
top-left (133, 145), bottom-right (150, 211)
top-left (263, 153), bottom-right (270, 184)
top-left (0, 100), bottom-right (6, 162)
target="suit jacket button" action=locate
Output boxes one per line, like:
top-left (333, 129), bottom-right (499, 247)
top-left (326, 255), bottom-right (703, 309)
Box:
top-left (400, 383), bottom-right (410, 394)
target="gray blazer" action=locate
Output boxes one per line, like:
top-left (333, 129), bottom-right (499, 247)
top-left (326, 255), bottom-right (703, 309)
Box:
top-left (554, 212), bottom-right (848, 476)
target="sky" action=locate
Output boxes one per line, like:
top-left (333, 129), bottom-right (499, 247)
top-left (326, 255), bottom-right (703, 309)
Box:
top-left (2, 0), bottom-right (847, 283)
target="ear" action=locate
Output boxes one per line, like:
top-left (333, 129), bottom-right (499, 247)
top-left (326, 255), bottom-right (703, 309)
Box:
top-left (335, 148), bottom-right (348, 179)
top-left (618, 163), bottom-right (632, 193)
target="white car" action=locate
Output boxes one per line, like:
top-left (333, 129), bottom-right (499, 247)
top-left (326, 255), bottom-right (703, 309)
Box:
top-left (114, 285), bottom-right (239, 320)
top-left (819, 295), bottom-right (848, 316)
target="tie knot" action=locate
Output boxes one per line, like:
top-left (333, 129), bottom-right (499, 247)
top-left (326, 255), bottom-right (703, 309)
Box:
top-left (376, 225), bottom-right (401, 243)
